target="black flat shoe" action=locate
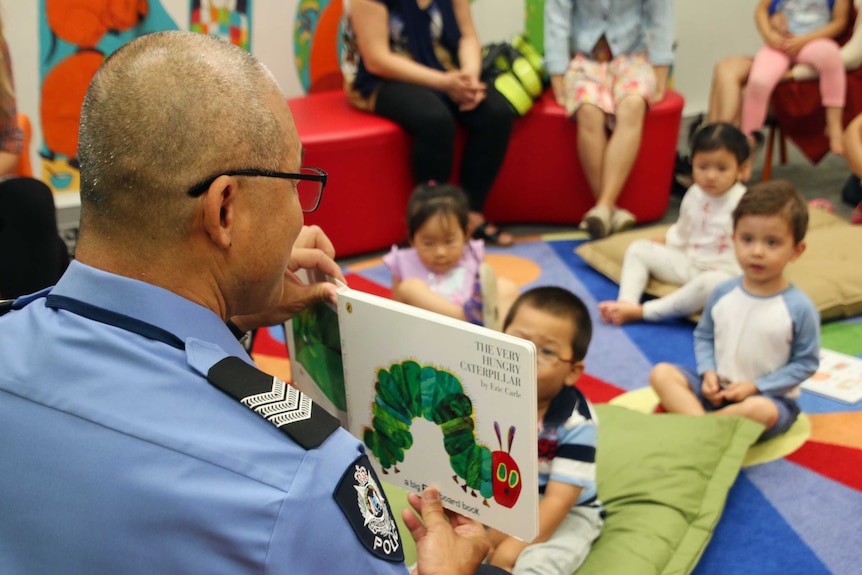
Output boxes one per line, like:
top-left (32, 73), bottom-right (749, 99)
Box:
top-left (472, 222), bottom-right (514, 246)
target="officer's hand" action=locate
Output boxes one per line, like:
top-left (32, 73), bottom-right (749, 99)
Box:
top-left (404, 486), bottom-right (490, 575)
top-left (229, 225), bottom-right (344, 332)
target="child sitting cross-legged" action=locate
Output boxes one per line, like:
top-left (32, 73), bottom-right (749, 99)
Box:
top-left (384, 183), bottom-right (519, 330)
top-left (650, 181), bottom-right (820, 439)
top-left (599, 122), bottom-right (750, 325)
top-left (487, 286), bottom-right (603, 575)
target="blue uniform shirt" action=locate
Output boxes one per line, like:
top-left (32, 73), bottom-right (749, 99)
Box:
top-left (0, 261), bottom-right (408, 574)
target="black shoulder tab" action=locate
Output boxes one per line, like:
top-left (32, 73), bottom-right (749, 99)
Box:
top-left (207, 356), bottom-right (339, 449)
top-left (0, 299), bottom-right (14, 317)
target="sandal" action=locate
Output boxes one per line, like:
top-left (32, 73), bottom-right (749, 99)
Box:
top-left (472, 221), bottom-right (514, 247)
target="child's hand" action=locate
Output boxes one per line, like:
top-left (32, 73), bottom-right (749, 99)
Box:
top-left (721, 381), bottom-right (759, 402)
top-left (769, 13), bottom-right (789, 37)
top-left (701, 371), bottom-right (723, 406)
top-left (650, 236), bottom-right (666, 244)
top-left (765, 28), bottom-right (787, 50)
top-left (783, 35), bottom-right (809, 58)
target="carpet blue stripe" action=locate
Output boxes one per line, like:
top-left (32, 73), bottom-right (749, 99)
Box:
top-left (746, 459), bottom-right (862, 574)
top-left (694, 472), bottom-right (831, 574)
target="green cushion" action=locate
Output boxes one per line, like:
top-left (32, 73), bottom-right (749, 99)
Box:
top-left (383, 404), bottom-right (763, 574)
top-left (579, 405), bottom-right (763, 575)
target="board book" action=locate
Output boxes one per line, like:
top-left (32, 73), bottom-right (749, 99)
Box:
top-left (800, 348), bottom-right (862, 404)
top-left (285, 281), bottom-right (539, 541)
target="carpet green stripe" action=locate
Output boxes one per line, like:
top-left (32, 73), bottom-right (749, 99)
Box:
top-left (820, 322), bottom-right (862, 356)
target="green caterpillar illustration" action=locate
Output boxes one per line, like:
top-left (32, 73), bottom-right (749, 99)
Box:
top-left (363, 360), bottom-right (522, 508)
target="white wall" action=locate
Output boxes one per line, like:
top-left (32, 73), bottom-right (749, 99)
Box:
top-left (4, 0), bottom-right (761, 171)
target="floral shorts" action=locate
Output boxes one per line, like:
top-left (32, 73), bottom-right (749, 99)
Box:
top-left (563, 53), bottom-right (655, 118)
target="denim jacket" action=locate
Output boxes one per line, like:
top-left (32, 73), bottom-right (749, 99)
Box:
top-left (544, 0), bottom-right (675, 76)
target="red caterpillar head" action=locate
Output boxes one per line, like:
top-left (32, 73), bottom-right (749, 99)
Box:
top-left (491, 422), bottom-right (521, 508)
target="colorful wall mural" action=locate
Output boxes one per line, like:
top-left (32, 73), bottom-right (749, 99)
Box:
top-left (38, 0), bottom-right (253, 192)
top-left (190, 0), bottom-right (252, 51)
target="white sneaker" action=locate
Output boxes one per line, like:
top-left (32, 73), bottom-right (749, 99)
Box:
top-left (611, 208), bottom-right (636, 234)
top-left (581, 206), bottom-right (612, 239)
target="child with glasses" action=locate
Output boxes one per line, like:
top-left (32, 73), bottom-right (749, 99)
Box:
top-left (599, 123), bottom-right (750, 325)
top-left (488, 286), bottom-right (602, 574)
top-left (384, 183), bottom-right (519, 330)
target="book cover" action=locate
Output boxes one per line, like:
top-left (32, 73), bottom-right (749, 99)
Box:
top-left (286, 283), bottom-right (539, 541)
top-left (801, 348), bottom-right (862, 404)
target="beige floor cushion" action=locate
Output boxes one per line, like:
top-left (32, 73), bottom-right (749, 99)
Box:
top-left (576, 208), bottom-right (862, 322)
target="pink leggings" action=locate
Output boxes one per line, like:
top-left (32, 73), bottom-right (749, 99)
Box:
top-left (741, 38), bottom-right (846, 136)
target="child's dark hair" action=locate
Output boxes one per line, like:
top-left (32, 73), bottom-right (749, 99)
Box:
top-left (732, 180), bottom-right (809, 244)
top-left (502, 286), bottom-right (592, 363)
top-left (690, 122), bottom-right (750, 166)
top-left (406, 183), bottom-right (470, 239)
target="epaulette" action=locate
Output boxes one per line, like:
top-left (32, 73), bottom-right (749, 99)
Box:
top-left (0, 299), bottom-right (14, 317)
top-left (206, 356), bottom-right (339, 449)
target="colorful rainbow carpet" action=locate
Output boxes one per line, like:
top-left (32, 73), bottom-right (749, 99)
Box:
top-left (252, 233), bottom-right (862, 575)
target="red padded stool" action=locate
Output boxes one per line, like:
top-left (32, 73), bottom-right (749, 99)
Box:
top-left (482, 89), bottom-right (684, 226)
top-left (288, 91), bottom-right (413, 258)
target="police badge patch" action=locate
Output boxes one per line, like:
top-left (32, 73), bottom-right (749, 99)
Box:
top-left (334, 455), bottom-right (404, 563)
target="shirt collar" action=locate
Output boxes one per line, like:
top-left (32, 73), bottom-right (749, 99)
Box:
top-left (544, 385), bottom-right (588, 427)
top-left (52, 260), bottom-right (246, 357)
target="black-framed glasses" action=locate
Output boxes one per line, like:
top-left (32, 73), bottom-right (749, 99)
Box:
top-left (536, 347), bottom-right (576, 367)
top-left (186, 167), bottom-right (327, 213)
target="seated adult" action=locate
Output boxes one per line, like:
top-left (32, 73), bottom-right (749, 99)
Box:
top-left (0, 18), bottom-right (68, 298)
top-left (342, 0), bottom-right (515, 246)
top-left (0, 177), bottom-right (69, 299)
top-left (707, 1), bottom-right (862, 129)
top-left (0, 31), bottom-right (504, 575)
top-left (543, 0), bottom-right (675, 239)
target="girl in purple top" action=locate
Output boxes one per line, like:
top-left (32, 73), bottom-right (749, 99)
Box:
top-left (384, 183), bottom-right (519, 330)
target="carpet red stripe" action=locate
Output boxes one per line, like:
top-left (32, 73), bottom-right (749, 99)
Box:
top-left (578, 374), bottom-right (625, 404)
top-left (785, 440), bottom-right (862, 492)
top-left (345, 273), bottom-right (392, 298)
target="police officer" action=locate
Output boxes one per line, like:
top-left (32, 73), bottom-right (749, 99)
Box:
top-left (0, 31), bottom-right (498, 574)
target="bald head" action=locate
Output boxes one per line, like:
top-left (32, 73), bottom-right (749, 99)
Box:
top-left (78, 31), bottom-right (292, 244)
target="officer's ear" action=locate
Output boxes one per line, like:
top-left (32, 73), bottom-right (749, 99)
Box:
top-left (200, 175), bottom-right (240, 249)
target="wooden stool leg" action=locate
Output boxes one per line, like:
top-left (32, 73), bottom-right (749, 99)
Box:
top-left (763, 126), bottom-right (776, 182)
top-left (778, 126), bottom-right (788, 166)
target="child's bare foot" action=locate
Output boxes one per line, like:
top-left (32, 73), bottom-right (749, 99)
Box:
top-left (598, 301), bottom-right (644, 325)
top-left (598, 301), bottom-right (616, 323)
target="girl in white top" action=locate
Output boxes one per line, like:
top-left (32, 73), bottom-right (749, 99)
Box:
top-left (599, 123), bottom-right (750, 325)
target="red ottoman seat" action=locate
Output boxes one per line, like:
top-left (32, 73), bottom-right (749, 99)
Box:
top-left (289, 89), bottom-right (684, 258)
top-left (482, 89), bottom-right (684, 226)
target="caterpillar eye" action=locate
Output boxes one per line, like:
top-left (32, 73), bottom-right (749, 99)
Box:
top-left (497, 462), bottom-right (507, 481)
top-left (508, 469), bottom-right (519, 488)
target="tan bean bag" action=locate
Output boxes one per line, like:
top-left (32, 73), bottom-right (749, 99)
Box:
top-left (576, 208), bottom-right (862, 322)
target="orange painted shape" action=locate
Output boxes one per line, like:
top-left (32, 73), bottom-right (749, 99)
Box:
top-left (486, 254), bottom-right (542, 287)
top-left (46, 0), bottom-right (148, 48)
top-left (41, 51), bottom-right (105, 158)
top-left (807, 411), bottom-right (862, 450)
top-left (308, 0), bottom-right (344, 92)
top-left (13, 113), bottom-right (32, 178)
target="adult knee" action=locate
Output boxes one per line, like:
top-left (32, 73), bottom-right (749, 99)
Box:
top-left (414, 105), bottom-right (456, 144)
top-left (615, 96), bottom-right (647, 129)
top-left (576, 105), bottom-right (606, 135)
